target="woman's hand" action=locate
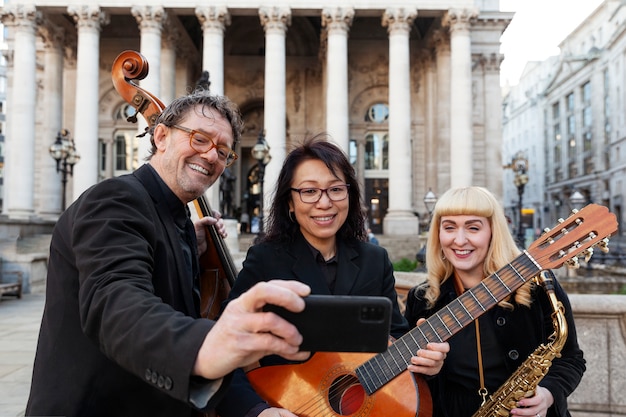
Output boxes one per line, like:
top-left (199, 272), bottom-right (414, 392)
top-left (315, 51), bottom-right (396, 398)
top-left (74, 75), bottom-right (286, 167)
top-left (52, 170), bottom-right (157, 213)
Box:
top-left (194, 210), bottom-right (227, 255)
top-left (407, 318), bottom-right (449, 376)
top-left (510, 386), bottom-right (554, 417)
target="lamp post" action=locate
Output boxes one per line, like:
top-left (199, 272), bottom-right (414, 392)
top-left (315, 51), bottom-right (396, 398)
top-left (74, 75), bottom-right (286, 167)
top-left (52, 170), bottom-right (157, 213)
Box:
top-left (423, 188), bottom-right (438, 229)
top-left (49, 129), bottom-right (80, 211)
top-left (510, 151), bottom-right (529, 247)
top-left (570, 190), bottom-right (586, 211)
top-left (251, 130), bottom-right (270, 234)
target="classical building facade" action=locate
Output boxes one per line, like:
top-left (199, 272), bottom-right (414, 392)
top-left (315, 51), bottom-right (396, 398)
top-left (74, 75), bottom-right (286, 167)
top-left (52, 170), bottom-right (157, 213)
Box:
top-left (503, 0), bottom-right (626, 239)
top-left (0, 1), bottom-right (511, 235)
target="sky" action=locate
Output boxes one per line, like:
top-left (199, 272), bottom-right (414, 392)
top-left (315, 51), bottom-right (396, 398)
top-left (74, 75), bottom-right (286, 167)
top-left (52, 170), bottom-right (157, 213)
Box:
top-left (499, 0), bottom-right (604, 86)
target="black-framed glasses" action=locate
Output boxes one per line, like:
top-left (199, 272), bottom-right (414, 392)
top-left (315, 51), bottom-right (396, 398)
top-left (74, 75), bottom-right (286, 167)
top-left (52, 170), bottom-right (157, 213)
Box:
top-left (171, 125), bottom-right (238, 167)
top-left (291, 184), bottom-right (350, 203)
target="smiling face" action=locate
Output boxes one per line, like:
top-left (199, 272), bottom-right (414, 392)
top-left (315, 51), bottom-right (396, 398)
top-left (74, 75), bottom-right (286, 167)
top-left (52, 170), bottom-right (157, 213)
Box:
top-left (288, 159), bottom-right (349, 251)
top-left (439, 214), bottom-right (492, 287)
top-left (149, 105), bottom-right (234, 203)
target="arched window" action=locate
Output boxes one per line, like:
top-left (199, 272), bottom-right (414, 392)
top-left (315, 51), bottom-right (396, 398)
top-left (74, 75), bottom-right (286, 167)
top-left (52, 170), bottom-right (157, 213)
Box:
top-left (364, 103), bottom-right (389, 171)
top-left (99, 103), bottom-right (140, 179)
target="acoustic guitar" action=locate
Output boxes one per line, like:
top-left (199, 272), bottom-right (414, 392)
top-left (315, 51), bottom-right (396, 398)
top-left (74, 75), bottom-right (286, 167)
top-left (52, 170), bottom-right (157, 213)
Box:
top-left (247, 203), bottom-right (617, 417)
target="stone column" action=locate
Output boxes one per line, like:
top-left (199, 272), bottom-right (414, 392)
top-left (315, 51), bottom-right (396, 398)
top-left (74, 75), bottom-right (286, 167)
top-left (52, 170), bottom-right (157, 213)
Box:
top-left (446, 9), bottom-right (477, 188)
top-left (432, 28), bottom-right (451, 189)
top-left (196, 5), bottom-right (231, 210)
top-left (321, 7), bottom-right (353, 152)
top-left (67, 5), bottom-right (108, 200)
top-left (0, 6), bottom-right (40, 219)
top-left (131, 6), bottom-right (165, 161)
top-left (259, 6), bottom-right (291, 226)
top-left (483, 53), bottom-right (504, 194)
top-left (196, 6), bottom-right (230, 96)
top-left (161, 23), bottom-right (179, 105)
top-left (39, 23), bottom-right (66, 218)
top-left (382, 8), bottom-right (418, 235)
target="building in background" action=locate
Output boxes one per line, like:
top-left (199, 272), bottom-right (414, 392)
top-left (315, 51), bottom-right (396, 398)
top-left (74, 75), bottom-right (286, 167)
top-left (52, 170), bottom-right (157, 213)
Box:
top-left (503, 0), bottom-right (625, 238)
top-left (0, 0), bottom-right (511, 236)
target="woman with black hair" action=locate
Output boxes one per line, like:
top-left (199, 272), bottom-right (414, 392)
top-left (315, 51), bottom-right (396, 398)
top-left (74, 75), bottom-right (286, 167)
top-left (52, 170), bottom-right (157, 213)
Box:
top-left (217, 135), bottom-right (448, 417)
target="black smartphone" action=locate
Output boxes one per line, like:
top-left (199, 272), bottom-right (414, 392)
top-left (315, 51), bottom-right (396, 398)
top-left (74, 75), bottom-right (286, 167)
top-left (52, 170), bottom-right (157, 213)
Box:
top-left (264, 294), bottom-right (392, 353)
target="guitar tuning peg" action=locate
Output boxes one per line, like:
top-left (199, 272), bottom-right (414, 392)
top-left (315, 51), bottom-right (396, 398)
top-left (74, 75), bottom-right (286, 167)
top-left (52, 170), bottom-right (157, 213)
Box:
top-left (583, 248), bottom-right (593, 263)
top-left (557, 218), bottom-right (565, 224)
top-left (565, 257), bottom-right (580, 269)
top-left (571, 208), bottom-right (579, 214)
top-left (598, 238), bottom-right (610, 254)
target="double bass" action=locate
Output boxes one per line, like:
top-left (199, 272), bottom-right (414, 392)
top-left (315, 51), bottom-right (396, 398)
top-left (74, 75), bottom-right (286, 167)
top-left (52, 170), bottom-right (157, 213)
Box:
top-left (111, 50), bottom-right (236, 319)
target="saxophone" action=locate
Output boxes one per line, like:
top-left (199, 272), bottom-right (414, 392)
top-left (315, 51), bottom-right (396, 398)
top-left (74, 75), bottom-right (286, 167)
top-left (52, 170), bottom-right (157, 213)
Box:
top-left (472, 270), bottom-right (568, 417)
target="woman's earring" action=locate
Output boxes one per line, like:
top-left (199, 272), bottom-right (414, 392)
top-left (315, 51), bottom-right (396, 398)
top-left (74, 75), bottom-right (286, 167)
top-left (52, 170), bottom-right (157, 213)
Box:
top-left (289, 211), bottom-right (296, 223)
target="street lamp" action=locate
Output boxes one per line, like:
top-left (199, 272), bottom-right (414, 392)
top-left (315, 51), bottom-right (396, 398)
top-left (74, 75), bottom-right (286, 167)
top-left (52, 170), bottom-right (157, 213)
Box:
top-left (570, 190), bottom-right (586, 211)
top-left (509, 151), bottom-right (529, 247)
top-left (49, 129), bottom-right (80, 211)
top-left (423, 188), bottom-right (438, 229)
top-left (251, 130), bottom-right (271, 234)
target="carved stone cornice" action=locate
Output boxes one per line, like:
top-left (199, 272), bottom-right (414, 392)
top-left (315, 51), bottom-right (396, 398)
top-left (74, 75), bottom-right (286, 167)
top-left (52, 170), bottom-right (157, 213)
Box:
top-left (67, 5), bottom-right (109, 31)
top-left (162, 17), bottom-right (181, 48)
top-left (429, 28), bottom-right (450, 54)
top-left (131, 6), bottom-right (166, 32)
top-left (472, 52), bottom-right (504, 72)
top-left (0, 4), bottom-right (42, 28)
top-left (348, 54), bottom-right (388, 90)
top-left (321, 7), bottom-right (354, 32)
top-left (382, 7), bottom-right (417, 34)
top-left (259, 6), bottom-right (291, 33)
top-left (39, 20), bottom-right (65, 50)
top-left (443, 8), bottom-right (478, 33)
top-left (195, 6), bottom-right (231, 32)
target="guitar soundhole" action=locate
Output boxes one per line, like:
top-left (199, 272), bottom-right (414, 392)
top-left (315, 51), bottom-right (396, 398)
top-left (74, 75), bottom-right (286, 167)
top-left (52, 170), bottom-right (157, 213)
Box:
top-left (328, 374), bottom-right (365, 415)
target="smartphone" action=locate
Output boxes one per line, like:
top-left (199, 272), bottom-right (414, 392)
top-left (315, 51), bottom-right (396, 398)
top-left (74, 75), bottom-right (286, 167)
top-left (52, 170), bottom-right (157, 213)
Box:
top-left (264, 294), bottom-right (392, 353)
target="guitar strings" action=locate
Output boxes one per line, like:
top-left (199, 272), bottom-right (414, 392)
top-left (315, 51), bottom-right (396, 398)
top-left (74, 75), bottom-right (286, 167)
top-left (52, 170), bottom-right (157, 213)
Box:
top-left (275, 246), bottom-right (575, 415)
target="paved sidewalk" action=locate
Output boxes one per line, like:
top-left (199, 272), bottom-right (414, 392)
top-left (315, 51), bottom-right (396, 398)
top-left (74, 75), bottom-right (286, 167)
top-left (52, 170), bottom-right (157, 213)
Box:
top-left (0, 292), bottom-right (45, 417)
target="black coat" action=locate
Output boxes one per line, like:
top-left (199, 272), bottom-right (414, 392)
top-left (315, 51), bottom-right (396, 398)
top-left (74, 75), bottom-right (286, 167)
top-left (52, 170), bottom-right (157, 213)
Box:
top-left (404, 276), bottom-right (585, 417)
top-left (217, 231), bottom-right (409, 416)
top-left (26, 164), bottom-right (230, 417)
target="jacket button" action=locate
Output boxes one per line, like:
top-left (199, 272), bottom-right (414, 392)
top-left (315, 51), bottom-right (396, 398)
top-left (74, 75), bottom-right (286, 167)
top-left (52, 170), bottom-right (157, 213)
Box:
top-left (151, 371), bottom-right (158, 384)
top-left (496, 317), bottom-right (506, 326)
top-left (165, 377), bottom-right (173, 390)
top-left (145, 369), bottom-right (152, 381)
top-left (508, 350), bottom-right (519, 360)
top-left (157, 375), bottom-right (165, 388)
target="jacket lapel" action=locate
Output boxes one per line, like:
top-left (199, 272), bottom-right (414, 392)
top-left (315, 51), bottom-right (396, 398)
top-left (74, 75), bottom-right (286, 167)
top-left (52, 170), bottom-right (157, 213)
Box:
top-left (134, 165), bottom-right (198, 315)
top-left (333, 239), bottom-right (360, 295)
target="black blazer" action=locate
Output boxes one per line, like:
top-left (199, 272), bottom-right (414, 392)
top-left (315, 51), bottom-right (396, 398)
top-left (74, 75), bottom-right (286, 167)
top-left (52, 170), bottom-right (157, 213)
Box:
top-left (217, 231), bottom-right (409, 416)
top-left (26, 164), bottom-right (230, 417)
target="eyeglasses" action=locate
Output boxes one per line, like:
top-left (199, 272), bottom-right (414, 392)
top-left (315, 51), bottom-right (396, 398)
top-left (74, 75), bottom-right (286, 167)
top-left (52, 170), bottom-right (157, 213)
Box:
top-left (171, 125), bottom-right (238, 167)
top-left (291, 184), bottom-right (350, 203)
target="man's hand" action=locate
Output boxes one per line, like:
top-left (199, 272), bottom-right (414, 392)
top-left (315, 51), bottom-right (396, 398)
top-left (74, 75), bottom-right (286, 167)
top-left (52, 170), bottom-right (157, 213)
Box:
top-left (407, 318), bottom-right (449, 376)
top-left (193, 280), bottom-right (312, 380)
top-left (195, 210), bottom-right (227, 255)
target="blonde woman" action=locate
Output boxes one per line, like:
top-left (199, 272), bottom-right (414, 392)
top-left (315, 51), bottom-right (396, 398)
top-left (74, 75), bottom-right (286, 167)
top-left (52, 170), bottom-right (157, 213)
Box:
top-left (405, 186), bottom-right (585, 417)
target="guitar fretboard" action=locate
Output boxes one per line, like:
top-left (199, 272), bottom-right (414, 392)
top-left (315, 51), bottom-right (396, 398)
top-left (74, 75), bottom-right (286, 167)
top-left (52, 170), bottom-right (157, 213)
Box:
top-left (355, 250), bottom-right (541, 395)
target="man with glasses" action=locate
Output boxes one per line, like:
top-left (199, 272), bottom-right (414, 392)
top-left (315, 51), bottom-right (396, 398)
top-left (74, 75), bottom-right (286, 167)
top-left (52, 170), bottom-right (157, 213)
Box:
top-left (26, 90), bottom-right (313, 417)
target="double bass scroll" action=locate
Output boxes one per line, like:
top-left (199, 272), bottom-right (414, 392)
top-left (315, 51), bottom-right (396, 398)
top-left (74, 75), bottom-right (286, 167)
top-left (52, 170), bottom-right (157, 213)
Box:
top-left (111, 49), bottom-right (237, 320)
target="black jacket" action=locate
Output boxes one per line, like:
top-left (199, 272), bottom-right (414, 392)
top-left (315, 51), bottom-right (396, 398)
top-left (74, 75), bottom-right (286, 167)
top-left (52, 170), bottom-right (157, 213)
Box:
top-left (404, 276), bottom-right (585, 417)
top-left (217, 231), bottom-right (409, 416)
top-left (26, 164), bottom-right (230, 417)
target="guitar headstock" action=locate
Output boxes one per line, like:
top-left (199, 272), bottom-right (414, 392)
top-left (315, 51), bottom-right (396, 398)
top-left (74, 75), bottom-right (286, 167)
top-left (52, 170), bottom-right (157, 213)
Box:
top-left (527, 204), bottom-right (617, 270)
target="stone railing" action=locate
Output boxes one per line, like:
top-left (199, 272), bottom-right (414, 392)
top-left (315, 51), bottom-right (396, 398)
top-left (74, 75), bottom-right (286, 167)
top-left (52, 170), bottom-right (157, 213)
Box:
top-left (567, 294), bottom-right (626, 416)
